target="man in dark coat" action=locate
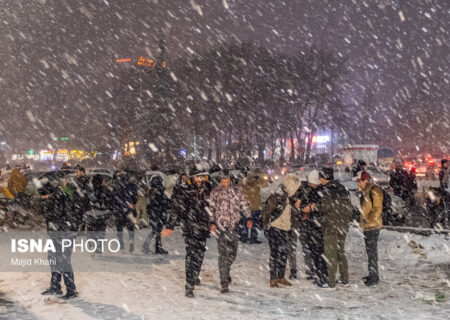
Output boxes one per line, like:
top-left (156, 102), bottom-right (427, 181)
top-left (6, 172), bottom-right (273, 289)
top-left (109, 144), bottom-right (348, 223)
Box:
top-left (142, 175), bottom-right (171, 254)
top-left (439, 159), bottom-right (449, 190)
top-left (312, 167), bottom-right (352, 288)
top-left (113, 168), bottom-right (138, 253)
top-left (389, 159), bottom-right (413, 206)
top-left (39, 180), bottom-right (78, 299)
top-left (162, 170), bottom-right (212, 297)
top-left (352, 160), bottom-right (367, 178)
top-left (72, 166), bottom-right (89, 231)
top-left (294, 170), bottom-right (327, 284)
top-left (85, 174), bottom-right (114, 253)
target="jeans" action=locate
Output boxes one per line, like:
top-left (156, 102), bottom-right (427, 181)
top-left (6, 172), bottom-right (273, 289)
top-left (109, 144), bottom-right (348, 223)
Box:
top-left (364, 229), bottom-right (380, 280)
top-left (48, 235), bottom-right (76, 293)
top-left (217, 230), bottom-right (239, 286)
top-left (116, 212), bottom-right (135, 246)
top-left (287, 229), bottom-right (299, 271)
top-left (266, 228), bottom-right (290, 280)
top-left (143, 219), bottom-right (164, 251)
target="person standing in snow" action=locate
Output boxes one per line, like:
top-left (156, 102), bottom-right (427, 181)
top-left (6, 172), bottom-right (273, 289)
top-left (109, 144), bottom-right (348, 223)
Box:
top-left (439, 159), bottom-right (449, 191)
top-left (208, 170), bottom-right (252, 293)
top-left (293, 170), bottom-right (327, 284)
top-left (312, 167), bottom-right (352, 288)
top-left (39, 180), bottom-right (78, 299)
top-left (85, 174), bottom-right (114, 253)
top-left (356, 171), bottom-right (383, 286)
top-left (240, 168), bottom-right (268, 244)
top-left (162, 168), bottom-right (212, 298)
top-left (142, 175), bottom-right (171, 255)
top-left (389, 159), bottom-right (411, 203)
top-left (352, 160), bottom-right (367, 178)
top-left (113, 165), bottom-right (138, 253)
top-left (262, 175), bottom-right (301, 288)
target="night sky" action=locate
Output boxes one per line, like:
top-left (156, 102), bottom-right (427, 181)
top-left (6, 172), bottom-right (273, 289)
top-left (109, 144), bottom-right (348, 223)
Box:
top-left (0, 0), bottom-right (448, 149)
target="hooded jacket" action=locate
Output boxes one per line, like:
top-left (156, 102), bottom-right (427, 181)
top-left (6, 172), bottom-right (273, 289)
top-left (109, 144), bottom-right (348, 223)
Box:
top-left (261, 176), bottom-right (300, 231)
top-left (360, 183), bottom-right (383, 231)
top-left (208, 184), bottom-right (251, 230)
top-left (240, 173), bottom-right (268, 211)
top-left (316, 180), bottom-right (352, 234)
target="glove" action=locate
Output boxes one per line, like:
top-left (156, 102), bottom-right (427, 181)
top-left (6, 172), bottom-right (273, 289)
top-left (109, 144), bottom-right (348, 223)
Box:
top-left (210, 224), bottom-right (217, 233)
top-left (161, 229), bottom-right (173, 238)
top-left (246, 221), bottom-right (253, 229)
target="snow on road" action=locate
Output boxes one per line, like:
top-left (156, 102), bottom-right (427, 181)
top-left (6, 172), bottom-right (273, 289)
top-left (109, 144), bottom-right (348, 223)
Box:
top-left (1, 227), bottom-right (449, 320)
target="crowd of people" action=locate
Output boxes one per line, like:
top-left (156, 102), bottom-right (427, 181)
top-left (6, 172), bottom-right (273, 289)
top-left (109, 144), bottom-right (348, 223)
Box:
top-left (3, 157), bottom-right (449, 299)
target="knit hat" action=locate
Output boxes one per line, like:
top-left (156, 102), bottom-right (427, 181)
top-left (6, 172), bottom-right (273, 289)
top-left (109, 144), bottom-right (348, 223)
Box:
top-left (308, 170), bottom-right (321, 185)
top-left (319, 167), bottom-right (334, 181)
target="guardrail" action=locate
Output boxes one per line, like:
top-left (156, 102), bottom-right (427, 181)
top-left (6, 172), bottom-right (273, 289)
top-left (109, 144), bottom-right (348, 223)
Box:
top-left (383, 225), bottom-right (450, 236)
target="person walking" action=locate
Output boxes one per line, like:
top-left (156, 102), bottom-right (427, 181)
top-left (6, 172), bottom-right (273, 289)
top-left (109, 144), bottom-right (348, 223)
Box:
top-left (142, 175), bottom-right (171, 254)
top-left (208, 170), bottom-right (252, 293)
top-left (162, 169), bottom-right (212, 297)
top-left (262, 175), bottom-right (301, 288)
top-left (356, 171), bottom-right (383, 286)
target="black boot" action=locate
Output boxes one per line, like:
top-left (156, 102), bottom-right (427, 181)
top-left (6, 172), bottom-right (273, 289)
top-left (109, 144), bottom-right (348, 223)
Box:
top-left (365, 276), bottom-right (379, 287)
top-left (41, 288), bottom-right (63, 296)
top-left (62, 291), bottom-right (78, 299)
top-left (185, 289), bottom-right (194, 298)
top-left (220, 282), bottom-right (229, 294)
top-left (289, 269), bottom-right (297, 280)
top-left (155, 246), bottom-right (168, 254)
top-left (195, 278), bottom-right (201, 286)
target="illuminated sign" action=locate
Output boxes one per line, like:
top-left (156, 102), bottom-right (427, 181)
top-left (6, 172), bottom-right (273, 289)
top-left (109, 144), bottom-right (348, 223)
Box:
top-left (116, 57), bottom-right (167, 69)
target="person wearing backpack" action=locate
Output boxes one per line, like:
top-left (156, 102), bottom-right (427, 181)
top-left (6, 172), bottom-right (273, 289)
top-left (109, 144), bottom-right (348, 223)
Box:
top-left (356, 171), bottom-right (383, 286)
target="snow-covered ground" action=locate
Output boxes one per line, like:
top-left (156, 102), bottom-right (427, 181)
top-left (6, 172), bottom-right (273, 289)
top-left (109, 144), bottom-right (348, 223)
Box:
top-left (1, 227), bottom-right (449, 320)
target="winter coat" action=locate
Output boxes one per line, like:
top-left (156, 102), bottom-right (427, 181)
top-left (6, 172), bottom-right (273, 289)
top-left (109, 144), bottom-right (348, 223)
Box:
top-left (86, 186), bottom-right (114, 220)
top-left (42, 187), bottom-right (78, 232)
top-left (71, 175), bottom-right (90, 226)
top-left (360, 183), bottom-right (383, 231)
top-left (7, 169), bottom-right (27, 195)
top-left (208, 184), bottom-right (251, 230)
top-left (240, 174), bottom-right (268, 211)
top-left (262, 185), bottom-right (300, 231)
top-left (297, 181), bottom-right (324, 231)
top-left (316, 180), bottom-right (352, 235)
top-left (166, 182), bottom-right (211, 239)
top-left (439, 168), bottom-right (449, 190)
top-left (389, 169), bottom-right (410, 198)
top-left (113, 172), bottom-right (138, 216)
top-left (147, 185), bottom-right (171, 225)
